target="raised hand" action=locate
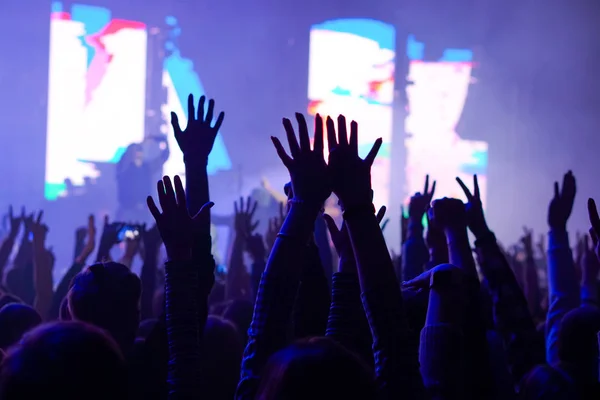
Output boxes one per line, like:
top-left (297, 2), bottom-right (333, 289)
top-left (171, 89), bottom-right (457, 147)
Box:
top-left (456, 174), bottom-right (489, 238)
top-left (548, 171), bottom-right (576, 231)
top-left (271, 113), bottom-right (330, 207)
top-left (30, 211), bottom-right (48, 245)
top-left (409, 175), bottom-right (436, 220)
top-left (326, 115), bottom-right (382, 210)
top-left (22, 208), bottom-right (36, 236)
top-left (402, 262), bottom-right (463, 292)
top-left (100, 216), bottom-right (126, 247)
top-left (429, 198), bottom-right (467, 231)
top-left (171, 94), bottom-right (225, 163)
top-left (7, 206), bottom-right (22, 237)
top-left (521, 227), bottom-right (534, 256)
top-left (76, 215), bottom-right (96, 264)
top-left (587, 198), bottom-right (600, 260)
top-left (234, 197), bottom-right (259, 237)
top-left (400, 205), bottom-right (409, 244)
top-left (147, 175), bottom-right (214, 261)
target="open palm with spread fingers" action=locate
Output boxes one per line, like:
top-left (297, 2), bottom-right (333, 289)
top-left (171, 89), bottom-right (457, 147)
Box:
top-left (326, 115), bottom-right (382, 210)
top-left (171, 94), bottom-right (225, 162)
top-left (271, 113), bottom-right (330, 206)
top-left (147, 175), bottom-right (214, 261)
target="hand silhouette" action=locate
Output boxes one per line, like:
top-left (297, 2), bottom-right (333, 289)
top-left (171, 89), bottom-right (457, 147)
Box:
top-left (548, 171), bottom-right (576, 231)
top-left (456, 174), bottom-right (489, 237)
top-left (171, 94), bottom-right (225, 163)
top-left (409, 175), bottom-right (436, 220)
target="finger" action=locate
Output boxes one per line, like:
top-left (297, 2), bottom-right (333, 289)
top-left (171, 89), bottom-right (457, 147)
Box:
top-left (239, 196), bottom-right (244, 214)
top-left (250, 221), bottom-right (260, 232)
top-left (197, 95), bottom-right (206, 122)
top-left (192, 201), bottom-right (215, 221)
top-left (473, 175), bottom-right (480, 199)
top-left (147, 196), bottom-right (161, 221)
top-left (233, 200), bottom-right (238, 215)
top-left (326, 116), bottom-right (337, 152)
top-left (170, 112), bottom-right (182, 136)
top-left (173, 175), bottom-right (187, 209)
top-left (587, 198), bottom-right (600, 236)
top-left (554, 182), bottom-right (559, 199)
top-left (429, 180), bottom-right (437, 200)
top-left (380, 219), bottom-right (390, 232)
top-left (36, 211), bottom-right (43, 224)
top-left (21, 206), bottom-right (25, 218)
top-left (282, 118), bottom-right (301, 158)
top-left (205, 98), bottom-right (215, 125)
top-left (402, 270), bottom-right (430, 290)
top-left (212, 111), bottom-right (225, 132)
top-left (337, 115), bottom-right (348, 147)
top-left (8, 206), bottom-right (13, 219)
top-left (157, 180), bottom-right (169, 212)
top-left (163, 176), bottom-right (176, 206)
top-left (349, 120), bottom-right (358, 152)
top-left (314, 114), bottom-right (324, 155)
top-left (104, 215), bottom-right (109, 227)
top-left (186, 94), bottom-right (195, 128)
top-left (456, 177), bottom-right (473, 201)
top-left (364, 138), bottom-right (382, 166)
top-left (271, 137), bottom-right (293, 168)
top-left (323, 213), bottom-right (340, 237)
top-left (423, 175), bottom-right (429, 196)
top-left (295, 113), bottom-right (311, 152)
top-left (376, 206), bottom-right (387, 223)
top-left (249, 199), bottom-right (258, 218)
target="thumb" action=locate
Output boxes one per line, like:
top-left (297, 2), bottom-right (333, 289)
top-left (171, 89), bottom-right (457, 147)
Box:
top-left (589, 228), bottom-right (598, 248)
top-left (192, 202), bottom-right (215, 221)
top-left (402, 269), bottom-right (431, 290)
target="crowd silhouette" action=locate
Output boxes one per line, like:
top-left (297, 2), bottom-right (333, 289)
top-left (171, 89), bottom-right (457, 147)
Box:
top-left (0, 94), bottom-right (597, 399)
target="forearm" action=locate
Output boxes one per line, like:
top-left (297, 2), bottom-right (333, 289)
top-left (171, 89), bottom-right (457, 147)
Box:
top-left (48, 261), bottom-right (84, 320)
top-left (402, 218), bottom-right (428, 281)
top-left (294, 242), bottom-right (330, 338)
top-left (475, 231), bottom-right (543, 383)
top-left (524, 255), bottom-right (542, 316)
top-left (164, 260), bottom-right (203, 399)
top-left (140, 252), bottom-right (158, 320)
top-left (226, 236), bottom-right (252, 301)
top-left (446, 228), bottom-right (478, 280)
top-left (581, 273), bottom-right (598, 306)
top-left (326, 270), bottom-right (373, 365)
top-left (33, 245), bottom-right (53, 320)
top-left (0, 235), bottom-right (16, 275)
top-left (185, 160), bottom-right (210, 231)
top-left (546, 229), bottom-right (579, 364)
top-left (346, 210), bottom-right (424, 400)
top-left (420, 290), bottom-right (465, 400)
top-left (237, 205), bottom-right (315, 400)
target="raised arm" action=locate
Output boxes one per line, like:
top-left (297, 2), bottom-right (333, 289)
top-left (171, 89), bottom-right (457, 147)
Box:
top-left (48, 216), bottom-right (96, 320)
top-left (226, 197), bottom-right (256, 302)
top-left (324, 206), bottom-right (387, 366)
top-left (0, 207), bottom-right (22, 276)
top-left (237, 113), bottom-right (332, 400)
top-left (139, 224), bottom-right (161, 320)
top-left (403, 176), bottom-right (436, 280)
top-left (147, 175), bottom-right (214, 399)
top-left (326, 115), bottom-right (424, 400)
top-left (31, 212), bottom-right (54, 320)
top-left (545, 171), bottom-right (579, 364)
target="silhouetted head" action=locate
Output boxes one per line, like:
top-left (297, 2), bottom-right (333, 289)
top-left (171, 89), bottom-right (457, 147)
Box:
top-left (201, 316), bottom-right (244, 400)
top-left (558, 306), bottom-right (600, 382)
top-left (0, 294), bottom-right (22, 310)
top-left (0, 321), bottom-right (127, 400)
top-left (0, 303), bottom-right (42, 350)
top-left (223, 299), bottom-right (254, 342)
top-left (257, 337), bottom-right (377, 400)
top-left (520, 364), bottom-right (578, 399)
top-left (59, 296), bottom-right (71, 320)
top-left (68, 262), bottom-right (141, 355)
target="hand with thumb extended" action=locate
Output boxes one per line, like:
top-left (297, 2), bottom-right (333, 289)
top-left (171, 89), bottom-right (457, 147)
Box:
top-left (147, 175), bottom-right (214, 262)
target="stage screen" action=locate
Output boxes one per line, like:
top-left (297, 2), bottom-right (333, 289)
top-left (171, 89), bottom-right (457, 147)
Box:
top-left (307, 19), bottom-right (395, 211)
top-left (45, 2), bottom-right (231, 200)
top-left (404, 35), bottom-right (488, 206)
